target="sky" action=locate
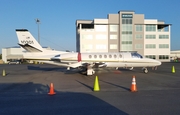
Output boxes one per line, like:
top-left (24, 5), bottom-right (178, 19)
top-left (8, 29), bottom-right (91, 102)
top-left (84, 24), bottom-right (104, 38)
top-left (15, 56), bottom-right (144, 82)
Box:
top-left (0, 0), bottom-right (180, 53)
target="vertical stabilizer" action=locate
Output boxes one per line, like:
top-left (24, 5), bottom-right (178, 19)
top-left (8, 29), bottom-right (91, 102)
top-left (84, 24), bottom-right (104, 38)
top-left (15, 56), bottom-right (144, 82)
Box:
top-left (16, 29), bottom-right (43, 52)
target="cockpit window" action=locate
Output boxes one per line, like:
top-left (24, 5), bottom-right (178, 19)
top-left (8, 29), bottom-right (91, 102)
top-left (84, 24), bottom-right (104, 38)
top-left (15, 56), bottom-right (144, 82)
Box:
top-left (131, 52), bottom-right (143, 59)
top-left (55, 54), bottom-right (60, 57)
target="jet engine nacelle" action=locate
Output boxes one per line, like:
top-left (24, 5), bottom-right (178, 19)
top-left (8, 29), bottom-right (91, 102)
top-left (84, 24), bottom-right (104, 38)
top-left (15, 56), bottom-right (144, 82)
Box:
top-left (51, 53), bottom-right (79, 62)
top-left (94, 63), bottom-right (107, 68)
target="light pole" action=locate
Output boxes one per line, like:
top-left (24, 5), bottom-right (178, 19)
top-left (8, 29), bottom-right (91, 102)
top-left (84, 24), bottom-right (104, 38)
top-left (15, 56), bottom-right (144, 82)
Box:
top-left (35, 18), bottom-right (40, 44)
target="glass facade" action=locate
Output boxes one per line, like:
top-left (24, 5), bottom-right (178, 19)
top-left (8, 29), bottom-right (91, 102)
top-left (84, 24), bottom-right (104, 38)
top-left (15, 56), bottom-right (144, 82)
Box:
top-left (121, 16), bottom-right (133, 51)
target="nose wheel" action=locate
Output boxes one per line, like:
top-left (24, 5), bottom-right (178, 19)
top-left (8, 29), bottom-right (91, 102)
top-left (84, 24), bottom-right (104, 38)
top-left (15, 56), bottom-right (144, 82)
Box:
top-left (142, 68), bottom-right (148, 73)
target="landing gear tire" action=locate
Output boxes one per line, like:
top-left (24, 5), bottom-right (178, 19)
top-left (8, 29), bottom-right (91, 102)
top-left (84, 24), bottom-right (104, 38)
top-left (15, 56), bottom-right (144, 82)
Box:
top-left (143, 68), bottom-right (148, 74)
top-left (129, 67), bottom-right (133, 70)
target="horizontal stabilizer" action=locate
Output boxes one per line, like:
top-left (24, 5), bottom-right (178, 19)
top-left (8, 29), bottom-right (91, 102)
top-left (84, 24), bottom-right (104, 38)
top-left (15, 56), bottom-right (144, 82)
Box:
top-left (18, 43), bottom-right (43, 52)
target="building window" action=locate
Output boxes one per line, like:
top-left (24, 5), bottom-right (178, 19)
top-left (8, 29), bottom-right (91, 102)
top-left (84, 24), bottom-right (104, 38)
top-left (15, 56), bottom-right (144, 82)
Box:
top-left (110, 35), bottom-right (117, 39)
top-left (96, 34), bottom-right (107, 39)
top-left (95, 25), bottom-right (107, 32)
top-left (122, 35), bottom-right (132, 41)
top-left (146, 35), bottom-right (156, 39)
top-left (122, 25), bottom-right (132, 31)
top-left (110, 44), bottom-right (117, 49)
top-left (122, 19), bottom-right (132, 24)
top-left (146, 25), bottom-right (156, 32)
top-left (82, 44), bottom-right (93, 50)
top-left (159, 55), bottom-right (169, 59)
top-left (159, 44), bottom-right (169, 48)
top-left (145, 44), bottom-right (156, 49)
top-left (121, 45), bottom-right (132, 51)
top-left (159, 35), bottom-right (169, 39)
top-left (135, 44), bottom-right (143, 49)
top-left (82, 34), bottom-right (93, 39)
top-left (122, 41), bottom-right (132, 44)
top-left (110, 25), bottom-right (118, 32)
top-left (145, 55), bottom-right (156, 59)
top-left (96, 45), bottom-right (106, 49)
top-left (135, 34), bottom-right (143, 40)
top-left (135, 25), bottom-right (143, 32)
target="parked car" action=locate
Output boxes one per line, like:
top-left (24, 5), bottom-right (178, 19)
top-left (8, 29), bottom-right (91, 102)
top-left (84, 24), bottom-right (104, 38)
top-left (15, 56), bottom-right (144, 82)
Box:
top-left (8, 60), bottom-right (21, 64)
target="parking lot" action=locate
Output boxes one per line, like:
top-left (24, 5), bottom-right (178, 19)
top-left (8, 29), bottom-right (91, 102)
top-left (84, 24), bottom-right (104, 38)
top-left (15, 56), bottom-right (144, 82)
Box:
top-left (0, 62), bottom-right (180, 115)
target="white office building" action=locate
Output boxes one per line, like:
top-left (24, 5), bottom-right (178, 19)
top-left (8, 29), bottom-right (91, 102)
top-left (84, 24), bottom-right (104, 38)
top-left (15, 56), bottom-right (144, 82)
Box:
top-left (76, 10), bottom-right (171, 61)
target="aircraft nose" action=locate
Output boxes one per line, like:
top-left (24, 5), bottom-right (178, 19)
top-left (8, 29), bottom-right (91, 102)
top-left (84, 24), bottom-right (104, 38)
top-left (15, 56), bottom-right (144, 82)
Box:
top-left (156, 60), bottom-right (162, 66)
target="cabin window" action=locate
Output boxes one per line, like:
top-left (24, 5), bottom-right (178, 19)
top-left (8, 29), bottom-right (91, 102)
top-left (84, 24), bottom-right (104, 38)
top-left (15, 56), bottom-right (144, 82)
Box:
top-left (119, 54), bottom-right (122, 58)
top-left (114, 55), bottom-right (117, 58)
top-left (104, 55), bottom-right (107, 58)
top-left (89, 55), bottom-right (92, 58)
top-left (99, 55), bottom-right (102, 58)
top-left (109, 55), bottom-right (112, 58)
top-left (94, 55), bottom-right (97, 58)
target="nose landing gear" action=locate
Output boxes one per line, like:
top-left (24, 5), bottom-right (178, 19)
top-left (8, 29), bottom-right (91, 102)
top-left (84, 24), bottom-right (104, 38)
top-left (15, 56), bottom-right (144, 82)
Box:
top-left (142, 68), bottom-right (148, 73)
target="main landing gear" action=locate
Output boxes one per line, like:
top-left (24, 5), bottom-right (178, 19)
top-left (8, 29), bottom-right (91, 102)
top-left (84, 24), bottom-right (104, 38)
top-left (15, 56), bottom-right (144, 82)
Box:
top-left (142, 67), bottom-right (148, 73)
top-left (79, 65), bottom-right (95, 76)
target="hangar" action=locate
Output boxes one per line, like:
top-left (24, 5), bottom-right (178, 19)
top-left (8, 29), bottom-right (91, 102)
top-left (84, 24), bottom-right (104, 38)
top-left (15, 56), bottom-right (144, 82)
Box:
top-left (1, 46), bottom-right (52, 63)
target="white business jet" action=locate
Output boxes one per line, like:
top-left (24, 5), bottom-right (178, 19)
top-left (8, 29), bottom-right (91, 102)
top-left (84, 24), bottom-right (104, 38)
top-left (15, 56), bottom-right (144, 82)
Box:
top-left (16, 29), bottom-right (161, 75)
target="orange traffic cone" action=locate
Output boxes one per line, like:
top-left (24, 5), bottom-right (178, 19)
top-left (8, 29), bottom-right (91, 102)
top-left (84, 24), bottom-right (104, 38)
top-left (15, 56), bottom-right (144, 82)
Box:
top-left (48, 83), bottom-right (56, 95)
top-left (130, 76), bottom-right (137, 92)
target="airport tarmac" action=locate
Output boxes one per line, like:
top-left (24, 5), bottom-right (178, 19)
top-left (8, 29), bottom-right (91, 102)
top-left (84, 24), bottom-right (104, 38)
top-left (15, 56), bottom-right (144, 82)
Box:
top-left (0, 62), bottom-right (180, 115)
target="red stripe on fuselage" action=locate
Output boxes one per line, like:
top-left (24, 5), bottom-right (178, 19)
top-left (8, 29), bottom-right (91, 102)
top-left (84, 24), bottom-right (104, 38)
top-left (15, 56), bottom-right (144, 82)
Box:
top-left (78, 52), bottom-right (81, 62)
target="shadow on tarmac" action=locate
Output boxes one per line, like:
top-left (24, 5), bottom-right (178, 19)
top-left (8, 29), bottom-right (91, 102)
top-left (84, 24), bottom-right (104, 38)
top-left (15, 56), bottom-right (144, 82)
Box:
top-left (27, 65), bottom-right (82, 75)
top-left (0, 82), bottom-right (128, 115)
top-left (100, 80), bottom-right (130, 91)
top-left (27, 65), bottom-right (136, 75)
top-left (76, 80), bottom-right (94, 91)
